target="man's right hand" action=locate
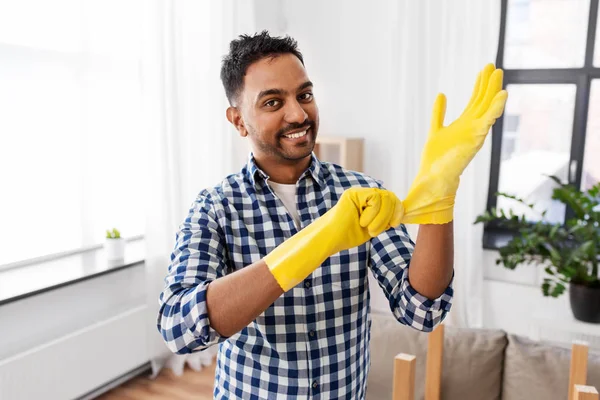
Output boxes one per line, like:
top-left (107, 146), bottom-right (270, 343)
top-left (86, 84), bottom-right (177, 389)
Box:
top-left (264, 187), bottom-right (404, 291)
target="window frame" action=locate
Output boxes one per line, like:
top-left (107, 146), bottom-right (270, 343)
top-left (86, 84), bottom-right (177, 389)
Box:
top-left (484, 0), bottom-right (600, 249)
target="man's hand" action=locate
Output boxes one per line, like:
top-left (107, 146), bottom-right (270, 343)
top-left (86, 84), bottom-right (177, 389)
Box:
top-left (325, 187), bottom-right (404, 252)
top-left (402, 64), bottom-right (508, 224)
top-left (265, 187), bottom-right (404, 291)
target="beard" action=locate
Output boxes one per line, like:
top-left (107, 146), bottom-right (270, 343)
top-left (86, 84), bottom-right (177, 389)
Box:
top-left (249, 119), bottom-right (318, 162)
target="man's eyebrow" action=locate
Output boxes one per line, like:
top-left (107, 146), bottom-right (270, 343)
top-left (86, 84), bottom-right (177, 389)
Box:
top-left (297, 81), bottom-right (313, 91)
top-left (256, 81), bottom-right (314, 102)
top-left (257, 88), bottom-right (285, 101)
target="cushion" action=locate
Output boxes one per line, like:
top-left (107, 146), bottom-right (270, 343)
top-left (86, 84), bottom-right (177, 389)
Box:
top-left (502, 334), bottom-right (600, 400)
top-left (367, 311), bottom-right (507, 400)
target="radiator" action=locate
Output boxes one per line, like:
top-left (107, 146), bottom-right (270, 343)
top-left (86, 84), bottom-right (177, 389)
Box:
top-left (0, 305), bottom-right (149, 400)
top-left (529, 310), bottom-right (600, 351)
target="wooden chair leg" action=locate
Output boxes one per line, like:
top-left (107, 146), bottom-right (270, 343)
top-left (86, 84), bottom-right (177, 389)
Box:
top-left (425, 324), bottom-right (444, 400)
top-left (393, 353), bottom-right (416, 400)
top-left (574, 385), bottom-right (599, 400)
top-left (569, 341), bottom-right (589, 400)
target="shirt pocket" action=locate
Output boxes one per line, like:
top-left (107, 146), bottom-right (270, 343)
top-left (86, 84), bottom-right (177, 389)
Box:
top-left (330, 278), bottom-right (360, 290)
top-left (323, 244), bottom-right (369, 291)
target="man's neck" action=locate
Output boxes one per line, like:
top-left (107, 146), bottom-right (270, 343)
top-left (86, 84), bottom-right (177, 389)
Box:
top-left (254, 155), bottom-right (312, 184)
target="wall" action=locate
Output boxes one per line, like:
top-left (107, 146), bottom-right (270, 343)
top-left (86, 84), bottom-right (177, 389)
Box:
top-left (483, 250), bottom-right (574, 337)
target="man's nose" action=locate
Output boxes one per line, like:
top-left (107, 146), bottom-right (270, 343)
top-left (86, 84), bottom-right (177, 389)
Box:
top-left (284, 100), bottom-right (308, 125)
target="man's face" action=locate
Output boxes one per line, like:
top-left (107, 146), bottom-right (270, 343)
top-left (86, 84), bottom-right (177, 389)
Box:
top-left (233, 53), bottom-right (319, 163)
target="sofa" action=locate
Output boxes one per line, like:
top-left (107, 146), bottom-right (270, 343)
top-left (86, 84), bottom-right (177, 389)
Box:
top-left (367, 311), bottom-right (600, 400)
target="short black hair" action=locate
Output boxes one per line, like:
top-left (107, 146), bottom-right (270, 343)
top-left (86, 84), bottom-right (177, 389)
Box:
top-left (220, 30), bottom-right (304, 105)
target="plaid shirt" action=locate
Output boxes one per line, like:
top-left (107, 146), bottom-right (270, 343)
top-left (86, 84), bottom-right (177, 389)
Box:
top-left (158, 153), bottom-right (453, 399)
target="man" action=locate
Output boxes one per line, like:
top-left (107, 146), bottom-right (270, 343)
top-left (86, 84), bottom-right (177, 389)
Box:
top-left (158, 31), bottom-right (507, 399)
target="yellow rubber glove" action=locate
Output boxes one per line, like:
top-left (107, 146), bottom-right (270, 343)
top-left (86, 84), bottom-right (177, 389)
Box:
top-left (402, 64), bottom-right (508, 225)
top-left (264, 187), bottom-right (404, 291)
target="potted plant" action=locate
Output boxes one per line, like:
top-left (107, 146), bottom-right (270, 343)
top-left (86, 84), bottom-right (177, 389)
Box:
top-left (105, 228), bottom-right (125, 261)
top-left (475, 176), bottom-right (600, 323)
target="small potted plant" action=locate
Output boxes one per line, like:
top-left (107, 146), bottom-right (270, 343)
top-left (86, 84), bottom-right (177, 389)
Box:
top-left (475, 176), bottom-right (600, 323)
top-left (105, 228), bottom-right (125, 261)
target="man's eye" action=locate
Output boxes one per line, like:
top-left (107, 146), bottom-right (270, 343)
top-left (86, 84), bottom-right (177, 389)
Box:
top-left (265, 99), bottom-right (280, 108)
top-left (299, 92), bottom-right (313, 101)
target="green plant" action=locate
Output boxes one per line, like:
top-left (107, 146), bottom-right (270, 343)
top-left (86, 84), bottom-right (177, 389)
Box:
top-left (475, 175), bottom-right (600, 298)
top-left (106, 228), bottom-right (121, 239)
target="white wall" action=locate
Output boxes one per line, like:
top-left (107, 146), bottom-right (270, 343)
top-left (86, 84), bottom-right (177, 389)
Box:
top-left (483, 250), bottom-right (574, 336)
top-left (483, 279), bottom-right (571, 337)
top-left (245, 0), bottom-right (569, 335)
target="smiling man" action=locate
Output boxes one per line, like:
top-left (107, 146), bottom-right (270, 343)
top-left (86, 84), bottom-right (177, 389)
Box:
top-left (157, 31), bottom-right (506, 399)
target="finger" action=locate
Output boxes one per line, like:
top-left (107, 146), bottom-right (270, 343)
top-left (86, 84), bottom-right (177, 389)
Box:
top-left (359, 191), bottom-right (381, 228)
top-left (459, 71), bottom-right (481, 117)
top-left (473, 90), bottom-right (508, 137)
top-left (368, 191), bottom-right (394, 236)
top-left (390, 196), bottom-right (405, 227)
top-left (481, 90), bottom-right (508, 125)
top-left (464, 64), bottom-right (494, 117)
top-left (430, 93), bottom-right (447, 132)
top-left (473, 69), bottom-right (504, 119)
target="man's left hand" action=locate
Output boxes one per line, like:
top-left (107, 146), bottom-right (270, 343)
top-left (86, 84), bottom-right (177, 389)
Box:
top-left (401, 63), bottom-right (508, 225)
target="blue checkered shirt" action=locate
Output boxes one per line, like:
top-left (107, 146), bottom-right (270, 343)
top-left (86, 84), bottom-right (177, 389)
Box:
top-left (158, 153), bottom-right (453, 399)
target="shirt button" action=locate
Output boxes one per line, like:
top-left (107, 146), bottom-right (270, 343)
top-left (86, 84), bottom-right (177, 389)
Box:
top-left (304, 280), bottom-right (311, 289)
top-left (309, 330), bottom-right (315, 338)
top-left (312, 380), bottom-right (319, 389)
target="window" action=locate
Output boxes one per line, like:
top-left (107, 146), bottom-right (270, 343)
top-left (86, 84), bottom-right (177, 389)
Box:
top-left (0, 0), bottom-right (146, 267)
top-left (485, 0), bottom-right (600, 247)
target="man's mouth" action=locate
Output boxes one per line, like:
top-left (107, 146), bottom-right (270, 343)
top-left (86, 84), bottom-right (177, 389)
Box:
top-left (283, 128), bottom-right (309, 139)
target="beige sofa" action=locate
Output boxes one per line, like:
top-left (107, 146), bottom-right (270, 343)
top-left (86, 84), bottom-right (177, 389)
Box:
top-left (367, 311), bottom-right (600, 400)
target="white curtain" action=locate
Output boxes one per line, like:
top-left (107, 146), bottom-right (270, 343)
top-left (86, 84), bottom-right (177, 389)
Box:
top-left (391, 1), bottom-right (502, 328)
top-left (141, 0), bottom-right (255, 376)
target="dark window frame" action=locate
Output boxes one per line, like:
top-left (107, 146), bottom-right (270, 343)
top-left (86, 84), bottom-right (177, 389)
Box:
top-left (484, 0), bottom-right (600, 249)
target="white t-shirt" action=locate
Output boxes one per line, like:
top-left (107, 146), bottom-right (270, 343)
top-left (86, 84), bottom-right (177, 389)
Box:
top-left (268, 181), bottom-right (301, 229)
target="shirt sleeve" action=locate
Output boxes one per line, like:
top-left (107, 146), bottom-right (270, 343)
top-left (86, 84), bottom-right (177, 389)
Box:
top-left (369, 223), bottom-right (453, 332)
top-left (157, 191), bottom-right (230, 354)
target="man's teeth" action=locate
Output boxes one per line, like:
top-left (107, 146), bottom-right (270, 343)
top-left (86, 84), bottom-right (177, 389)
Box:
top-left (284, 129), bottom-right (308, 139)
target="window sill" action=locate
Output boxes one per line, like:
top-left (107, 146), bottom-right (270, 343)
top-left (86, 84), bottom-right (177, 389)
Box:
top-left (482, 227), bottom-right (516, 250)
top-left (0, 238), bottom-right (145, 306)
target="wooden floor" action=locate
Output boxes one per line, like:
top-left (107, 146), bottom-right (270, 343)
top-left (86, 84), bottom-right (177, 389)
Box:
top-left (96, 362), bottom-right (216, 400)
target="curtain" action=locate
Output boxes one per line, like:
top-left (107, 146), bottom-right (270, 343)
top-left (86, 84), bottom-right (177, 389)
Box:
top-left (141, 0), bottom-right (255, 376)
top-left (390, 0), bottom-right (502, 328)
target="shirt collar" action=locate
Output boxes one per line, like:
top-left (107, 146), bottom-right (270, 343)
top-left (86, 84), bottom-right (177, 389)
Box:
top-left (245, 152), bottom-right (326, 189)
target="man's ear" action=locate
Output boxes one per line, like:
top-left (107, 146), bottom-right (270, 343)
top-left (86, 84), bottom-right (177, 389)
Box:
top-left (226, 106), bottom-right (248, 137)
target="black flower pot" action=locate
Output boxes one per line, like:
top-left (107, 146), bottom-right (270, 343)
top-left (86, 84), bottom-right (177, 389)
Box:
top-left (570, 282), bottom-right (600, 323)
